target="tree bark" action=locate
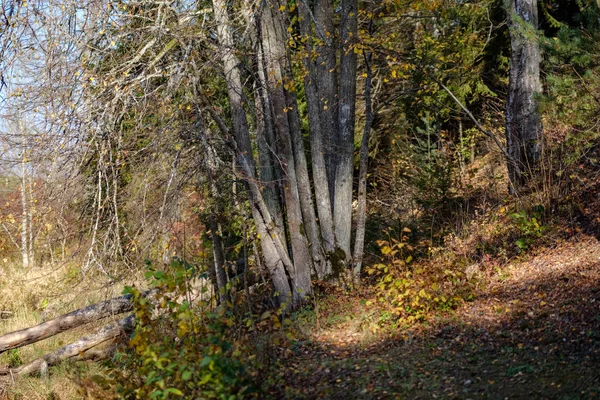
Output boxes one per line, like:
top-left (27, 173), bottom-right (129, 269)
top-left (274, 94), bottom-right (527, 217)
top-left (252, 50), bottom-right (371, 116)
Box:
top-left (27, 172), bottom-right (34, 267)
top-left (506, 0), bottom-right (543, 192)
top-left (260, 0), bottom-right (313, 300)
top-left (208, 209), bottom-right (229, 305)
top-left (286, 89), bottom-right (325, 279)
top-left (239, 152), bottom-right (295, 306)
top-left (254, 38), bottom-right (286, 240)
top-left (313, 0), bottom-right (339, 201)
top-left (0, 293), bottom-right (143, 354)
top-left (298, 1), bottom-right (335, 279)
top-left (298, 0), bottom-right (335, 278)
top-left (212, 0), bottom-right (294, 306)
top-left (334, 0), bottom-right (359, 262)
top-left (273, 8), bottom-right (325, 279)
top-left (353, 54), bottom-right (374, 283)
top-left (21, 151), bottom-right (29, 269)
top-left (0, 315), bottom-right (134, 376)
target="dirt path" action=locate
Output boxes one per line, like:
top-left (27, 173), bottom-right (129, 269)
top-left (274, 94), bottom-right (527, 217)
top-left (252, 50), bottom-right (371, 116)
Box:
top-left (265, 235), bottom-right (600, 399)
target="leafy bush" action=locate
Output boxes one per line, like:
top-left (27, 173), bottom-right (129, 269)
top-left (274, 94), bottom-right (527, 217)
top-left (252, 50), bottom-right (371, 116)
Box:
top-left (366, 230), bottom-right (474, 327)
top-left (111, 259), bottom-right (253, 399)
top-left (510, 205), bottom-right (546, 251)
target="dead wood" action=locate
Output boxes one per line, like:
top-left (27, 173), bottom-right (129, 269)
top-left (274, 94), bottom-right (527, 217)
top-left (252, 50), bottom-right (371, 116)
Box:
top-left (0, 315), bottom-right (133, 376)
top-left (0, 290), bottom-right (155, 355)
top-left (0, 278), bottom-right (214, 377)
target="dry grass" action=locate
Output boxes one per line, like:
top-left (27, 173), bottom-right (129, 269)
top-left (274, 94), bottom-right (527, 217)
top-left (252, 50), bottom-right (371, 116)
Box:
top-left (0, 259), bottom-right (137, 399)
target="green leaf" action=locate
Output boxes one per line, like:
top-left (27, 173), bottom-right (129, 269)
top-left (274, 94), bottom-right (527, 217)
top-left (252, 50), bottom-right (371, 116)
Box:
top-left (165, 388), bottom-right (183, 396)
top-left (200, 356), bottom-right (212, 367)
top-left (182, 370), bottom-right (192, 381)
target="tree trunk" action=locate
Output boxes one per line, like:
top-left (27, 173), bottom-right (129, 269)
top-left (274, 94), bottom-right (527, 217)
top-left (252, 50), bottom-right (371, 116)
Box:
top-left (1, 315), bottom-right (134, 376)
top-left (208, 208), bottom-right (229, 306)
top-left (21, 153), bottom-right (29, 269)
top-left (286, 90), bottom-right (325, 278)
top-left (260, 1), bottom-right (313, 300)
top-left (238, 152), bottom-right (295, 306)
top-left (506, 0), bottom-right (543, 192)
top-left (334, 0), bottom-right (359, 262)
top-left (254, 41), bottom-right (286, 240)
top-left (314, 0), bottom-right (339, 201)
top-left (27, 172), bottom-right (34, 267)
top-left (274, 14), bottom-right (325, 279)
top-left (212, 0), bottom-right (294, 306)
top-left (298, 0), bottom-right (335, 278)
top-left (0, 292), bottom-right (144, 354)
top-left (353, 54), bottom-right (374, 283)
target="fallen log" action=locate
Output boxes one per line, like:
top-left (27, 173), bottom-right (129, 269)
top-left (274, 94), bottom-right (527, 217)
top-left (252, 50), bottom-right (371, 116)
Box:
top-left (0, 278), bottom-right (215, 377)
top-left (0, 314), bottom-right (134, 376)
top-left (0, 291), bottom-right (155, 355)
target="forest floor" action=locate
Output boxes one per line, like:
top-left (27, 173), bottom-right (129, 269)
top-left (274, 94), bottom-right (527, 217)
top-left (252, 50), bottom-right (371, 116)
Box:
top-left (1, 235), bottom-right (599, 399)
top-left (264, 234), bottom-right (600, 399)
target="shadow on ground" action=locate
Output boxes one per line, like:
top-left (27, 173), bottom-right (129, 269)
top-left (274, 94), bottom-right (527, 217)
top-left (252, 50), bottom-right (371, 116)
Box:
top-left (264, 236), bottom-right (600, 399)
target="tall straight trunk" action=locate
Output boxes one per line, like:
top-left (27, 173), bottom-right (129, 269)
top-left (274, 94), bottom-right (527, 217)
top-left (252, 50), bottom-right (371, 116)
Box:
top-left (506, 0), bottom-right (543, 192)
top-left (247, 0), bottom-right (287, 241)
top-left (314, 0), bottom-right (339, 201)
top-left (254, 54), bottom-right (286, 240)
top-left (212, 0), bottom-right (293, 306)
top-left (260, 1), bottom-right (312, 300)
top-left (27, 173), bottom-right (34, 266)
top-left (334, 0), bottom-right (359, 261)
top-left (353, 54), bottom-right (374, 283)
top-left (286, 92), bottom-right (325, 276)
top-left (21, 154), bottom-right (29, 269)
top-left (298, 0), bottom-right (335, 278)
top-left (278, 16), bottom-right (324, 276)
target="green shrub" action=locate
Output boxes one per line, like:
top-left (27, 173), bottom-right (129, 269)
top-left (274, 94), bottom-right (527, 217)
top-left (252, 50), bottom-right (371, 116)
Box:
top-left (111, 259), bottom-right (253, 399)
top-left (366, 230), bottom-right (474, 327)
top-left (510, 205), bottom-right (546, 251)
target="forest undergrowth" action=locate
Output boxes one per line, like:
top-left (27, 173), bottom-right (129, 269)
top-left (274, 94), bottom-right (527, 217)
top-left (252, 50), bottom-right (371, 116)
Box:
top-left (2, 171), bottom-right (600, 399)
top-left (261, 233), bottom-right (600, 399)
top-left (3, 0), bottom-right (600, 397)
